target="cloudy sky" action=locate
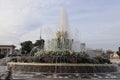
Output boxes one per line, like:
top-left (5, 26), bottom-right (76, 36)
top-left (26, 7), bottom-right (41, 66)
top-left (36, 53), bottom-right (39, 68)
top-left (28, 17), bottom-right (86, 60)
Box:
top-left (0, 0), bottom-right (120, 51)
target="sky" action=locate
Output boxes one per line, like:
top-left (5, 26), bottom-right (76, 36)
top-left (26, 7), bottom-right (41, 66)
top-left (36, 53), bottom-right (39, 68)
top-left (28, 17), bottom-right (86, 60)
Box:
top-left (0, 0), bottom-right (120, 51)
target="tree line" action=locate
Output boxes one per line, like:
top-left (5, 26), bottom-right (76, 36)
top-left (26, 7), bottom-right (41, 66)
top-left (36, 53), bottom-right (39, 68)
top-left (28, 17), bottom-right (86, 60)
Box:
top-left (20, 39), bottom-right (45, 55)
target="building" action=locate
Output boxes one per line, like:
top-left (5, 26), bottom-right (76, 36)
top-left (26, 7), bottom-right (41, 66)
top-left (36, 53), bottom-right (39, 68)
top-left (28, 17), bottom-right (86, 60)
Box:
top-left (0, 45), bottom-right (15, 55)
top-left (86, 49), bottom-right (104, 57)
top-left (80, 43), bottom-right (86, 52)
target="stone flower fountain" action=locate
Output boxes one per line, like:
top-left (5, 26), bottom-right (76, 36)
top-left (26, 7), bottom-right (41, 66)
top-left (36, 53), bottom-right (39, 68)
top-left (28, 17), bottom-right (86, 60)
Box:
top-left (7, 9), bottom-right (117, 77)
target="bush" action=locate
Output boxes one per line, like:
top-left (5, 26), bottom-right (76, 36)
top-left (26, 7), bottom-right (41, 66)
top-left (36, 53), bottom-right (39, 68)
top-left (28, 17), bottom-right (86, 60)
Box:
top-left (94, 56), bottom-right (111, 64)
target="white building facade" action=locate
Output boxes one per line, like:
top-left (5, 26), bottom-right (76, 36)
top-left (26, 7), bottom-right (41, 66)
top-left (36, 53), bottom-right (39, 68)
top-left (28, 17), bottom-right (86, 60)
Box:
top-left (0, 45), bottom-right (15, 55)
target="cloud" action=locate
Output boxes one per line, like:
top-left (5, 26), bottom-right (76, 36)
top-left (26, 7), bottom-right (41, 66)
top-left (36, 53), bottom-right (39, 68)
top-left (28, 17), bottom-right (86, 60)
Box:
top-left (0, 0), bottom-right (65, 46)
top-left (0, 0), bottom-right (120, 50)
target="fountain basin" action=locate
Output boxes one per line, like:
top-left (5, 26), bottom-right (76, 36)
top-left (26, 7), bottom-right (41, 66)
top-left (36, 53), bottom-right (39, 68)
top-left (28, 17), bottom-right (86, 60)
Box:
top-left (7, 62), bottom-right (117, 73)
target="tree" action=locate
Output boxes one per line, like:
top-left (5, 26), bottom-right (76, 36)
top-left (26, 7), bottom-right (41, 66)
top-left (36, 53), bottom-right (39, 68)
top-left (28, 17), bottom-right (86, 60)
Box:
top-left (34, 39), bottom-right (45, 49)
top-left (106, 50), bottom-right (114, 59)
top-left (117, 47), bottom-right (120, 59)
top-left (20, 41), bottom-right (33, 55)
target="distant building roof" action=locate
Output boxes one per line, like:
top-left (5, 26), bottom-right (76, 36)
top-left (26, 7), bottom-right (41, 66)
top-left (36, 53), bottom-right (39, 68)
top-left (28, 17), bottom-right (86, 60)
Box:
top-left (0, 45), bottom-right (15, 48)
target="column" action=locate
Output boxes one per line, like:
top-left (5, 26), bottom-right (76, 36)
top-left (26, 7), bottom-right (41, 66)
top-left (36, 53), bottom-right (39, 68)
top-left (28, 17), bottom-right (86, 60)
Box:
top-left (6, 48), bottom-right (9, 57)
top-left (10, 48), bottom-right (12, 54)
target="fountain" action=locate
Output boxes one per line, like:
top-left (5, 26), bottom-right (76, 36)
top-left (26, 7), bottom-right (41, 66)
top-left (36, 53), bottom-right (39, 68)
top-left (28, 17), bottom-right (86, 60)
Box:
top-left (7, 8), bottom-right (118, 79)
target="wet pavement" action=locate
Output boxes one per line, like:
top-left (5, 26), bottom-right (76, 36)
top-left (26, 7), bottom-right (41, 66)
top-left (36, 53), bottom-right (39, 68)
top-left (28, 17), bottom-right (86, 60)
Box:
top-left (11, 72), bottom-right (120, 80)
